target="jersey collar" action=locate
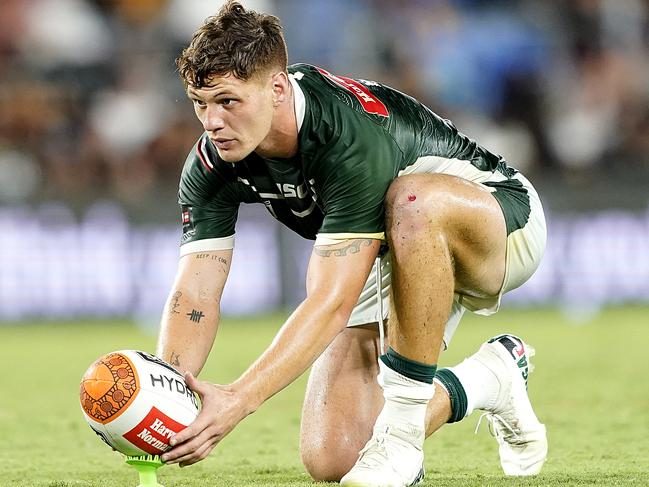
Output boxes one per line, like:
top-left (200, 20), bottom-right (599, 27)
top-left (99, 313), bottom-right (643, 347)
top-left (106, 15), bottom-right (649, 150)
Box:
top-left (289, 73), bottom-right (305, 133)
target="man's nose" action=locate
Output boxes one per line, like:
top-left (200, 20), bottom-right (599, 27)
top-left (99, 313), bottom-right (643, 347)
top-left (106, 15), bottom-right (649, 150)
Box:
top-left (202, 106), bottom-right (225, 132)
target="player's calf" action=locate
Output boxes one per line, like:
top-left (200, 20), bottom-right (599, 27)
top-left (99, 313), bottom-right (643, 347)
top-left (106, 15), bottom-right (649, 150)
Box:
top-left (300, 326), bottom-right (385, 481)
top-left (341, 352), bottom-right (435, 486)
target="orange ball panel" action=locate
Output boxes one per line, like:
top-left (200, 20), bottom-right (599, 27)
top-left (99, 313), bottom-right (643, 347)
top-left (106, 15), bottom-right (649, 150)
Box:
top-left (79, 352), bottom-right (140, 424)
top-left (82, 363), bottom-right (114, 400)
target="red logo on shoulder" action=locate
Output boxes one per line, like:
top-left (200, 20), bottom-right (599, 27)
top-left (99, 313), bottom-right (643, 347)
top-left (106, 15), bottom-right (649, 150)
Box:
top-left (123, 407), bottom-right (188, 455)
top-left (316, 67), bottom-right (389, 118)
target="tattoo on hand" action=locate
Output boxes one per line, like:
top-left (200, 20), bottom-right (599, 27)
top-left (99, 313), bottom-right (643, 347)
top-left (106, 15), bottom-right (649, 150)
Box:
top-left (314, 239), bottom-right (373, 257)
top-left (195, 253), bottom-right (228, 265)
top-left (169, 291), bottom-right (182, 315)
top-left (187, 309), bottom-right (205, 323)
top-left (170, 352), bottom-right (181, 368)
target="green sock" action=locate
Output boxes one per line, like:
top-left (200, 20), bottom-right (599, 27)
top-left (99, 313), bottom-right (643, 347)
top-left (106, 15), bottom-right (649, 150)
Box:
top-left (435, 368), bottom-right (468, 423)
top-left (379, 347), bottom-right (437, 384)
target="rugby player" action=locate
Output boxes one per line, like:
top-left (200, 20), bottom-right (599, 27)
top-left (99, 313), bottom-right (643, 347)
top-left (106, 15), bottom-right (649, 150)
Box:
top-left (156, 2), bottom-right (548, 485)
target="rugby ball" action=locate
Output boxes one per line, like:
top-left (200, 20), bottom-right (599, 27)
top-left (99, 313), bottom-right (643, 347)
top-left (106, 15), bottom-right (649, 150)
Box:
top-left (79, 350), bottom-right (200, 456)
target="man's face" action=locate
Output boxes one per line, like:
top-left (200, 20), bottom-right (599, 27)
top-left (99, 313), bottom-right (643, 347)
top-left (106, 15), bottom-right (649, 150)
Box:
top-left (187, 72), bottom-right (276, 162)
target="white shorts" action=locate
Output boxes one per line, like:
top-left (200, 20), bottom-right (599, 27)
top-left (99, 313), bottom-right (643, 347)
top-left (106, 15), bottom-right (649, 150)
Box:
top-left (346, 156), bottom-right (547, 348)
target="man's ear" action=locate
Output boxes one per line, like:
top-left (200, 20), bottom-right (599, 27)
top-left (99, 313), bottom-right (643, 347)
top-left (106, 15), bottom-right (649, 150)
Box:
top-left (271, 71), bottom-right (290, 106)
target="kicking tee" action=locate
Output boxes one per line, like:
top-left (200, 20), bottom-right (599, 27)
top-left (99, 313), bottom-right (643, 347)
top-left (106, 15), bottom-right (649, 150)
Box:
top-left (178, 63), bottom-right (532, 255)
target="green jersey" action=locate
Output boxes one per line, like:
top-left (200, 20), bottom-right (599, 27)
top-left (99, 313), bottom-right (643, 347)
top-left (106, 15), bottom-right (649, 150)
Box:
top-left (178, 64), bottom-right (529, 252)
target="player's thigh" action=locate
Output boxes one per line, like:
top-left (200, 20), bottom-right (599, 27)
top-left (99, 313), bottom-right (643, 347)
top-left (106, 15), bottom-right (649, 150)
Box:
top-left (385, 173), bottom-right (507, 297)
top-left (300, 324), bottom-right (383, 481)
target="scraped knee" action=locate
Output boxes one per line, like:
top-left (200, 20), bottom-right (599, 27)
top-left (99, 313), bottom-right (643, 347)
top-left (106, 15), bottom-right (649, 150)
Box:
top-left (385, 174), bottom-right (454, 235)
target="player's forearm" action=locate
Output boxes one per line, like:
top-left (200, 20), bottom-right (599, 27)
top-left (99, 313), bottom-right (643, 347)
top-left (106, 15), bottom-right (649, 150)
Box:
top-left (230, 295), bottom-right (350, 415)
top-left (156, 250), bottom-right (232, 375)
top-left (228, 239), bottom-right (379, 413)
top-left (156, 284), bottom-right (221, 376)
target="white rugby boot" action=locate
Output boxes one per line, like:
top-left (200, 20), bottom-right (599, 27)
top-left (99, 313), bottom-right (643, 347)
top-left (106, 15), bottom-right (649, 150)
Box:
top-left (340, 423), bottom-right (425, 487)
top-left (473, 334), bottom-right (547, 476)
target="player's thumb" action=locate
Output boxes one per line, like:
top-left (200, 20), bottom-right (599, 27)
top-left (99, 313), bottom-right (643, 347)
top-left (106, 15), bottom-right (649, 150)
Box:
top-left (184, 371), bottom-right (208, 396)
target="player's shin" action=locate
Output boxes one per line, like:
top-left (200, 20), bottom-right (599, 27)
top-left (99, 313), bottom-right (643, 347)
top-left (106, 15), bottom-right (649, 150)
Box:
top-left (376, 348), bottom-right (436, 429)
top-left (341, 348), bottom-right (435, 486)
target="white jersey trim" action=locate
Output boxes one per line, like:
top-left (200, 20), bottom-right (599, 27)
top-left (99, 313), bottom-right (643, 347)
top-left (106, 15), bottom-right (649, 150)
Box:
top-left (399, 155), bottom-right (509, 184)
top-left (180, 236), bottom-right (235, 256)
top-left (289, 74), bottom-right (306, 132)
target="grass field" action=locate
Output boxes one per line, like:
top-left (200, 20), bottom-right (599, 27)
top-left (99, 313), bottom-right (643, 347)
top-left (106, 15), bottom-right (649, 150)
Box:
top-left (0, 307), bottom-right (648, 486)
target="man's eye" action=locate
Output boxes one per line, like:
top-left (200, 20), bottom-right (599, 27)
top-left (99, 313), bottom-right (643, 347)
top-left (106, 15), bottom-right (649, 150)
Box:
top-left (220, 99), bottom-right (234, 106)
top-left (192, 99), bottom-right (206, 108)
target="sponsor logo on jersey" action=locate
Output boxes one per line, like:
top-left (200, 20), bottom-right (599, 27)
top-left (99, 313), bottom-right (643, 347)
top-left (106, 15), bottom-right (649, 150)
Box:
top-left (180, 206), bottom-right (194, 234)
top-left (239, 176), bottom-right (319, 220)
top-left (123, 407), bottom-right (188, 454)
top-left (316, 67), bottom-right (389, 118)
top-left (277, 182), bottom-right (309, 199)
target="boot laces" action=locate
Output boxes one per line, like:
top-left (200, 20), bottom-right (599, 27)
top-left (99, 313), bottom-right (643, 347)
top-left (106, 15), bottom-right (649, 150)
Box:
top-left (355, 425), bottom-right (421, 469)
top-left (475, 412), bottom-right (523, 444)
top-left (356, 433), bottom-right (390, 469)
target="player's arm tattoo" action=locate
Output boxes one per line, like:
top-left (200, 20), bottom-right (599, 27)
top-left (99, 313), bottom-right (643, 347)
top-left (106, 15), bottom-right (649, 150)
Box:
top-left (314, 239), bottom-right (374, 258)
top-left (186, 309), bottom-right (205, 323)
top-left (169, 351), bottom-right (181, 368)
top-left (194, 253), bottom-right (228, 265)
top-left (169, 291), bottom-right (182, 315)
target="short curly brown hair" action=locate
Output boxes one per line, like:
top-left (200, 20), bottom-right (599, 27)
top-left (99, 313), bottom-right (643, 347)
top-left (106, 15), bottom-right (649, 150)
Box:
top-left (176, 1), bottom-right (288, 87)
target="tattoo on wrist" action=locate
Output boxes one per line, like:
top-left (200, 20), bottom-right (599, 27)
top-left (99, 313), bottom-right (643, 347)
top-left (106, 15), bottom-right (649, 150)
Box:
top-left (187, 309), bottom-right (205, 323)
top-left (314, 239), bottom-right (373, 257)
top-left (195, 253), bottom-right (228, 265)
top-left (169, 291), bottom-right (182, 315)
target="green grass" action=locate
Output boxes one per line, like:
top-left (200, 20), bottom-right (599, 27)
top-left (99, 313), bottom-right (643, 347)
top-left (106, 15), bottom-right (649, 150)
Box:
top-left (0, 307), bottom-right (648, 486)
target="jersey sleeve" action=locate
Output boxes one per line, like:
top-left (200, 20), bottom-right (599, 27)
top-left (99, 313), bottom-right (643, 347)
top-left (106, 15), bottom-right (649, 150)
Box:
top-left (177, 137), bottom-right (244, 256)
top-left (311, 110), bottom-right (403, 244)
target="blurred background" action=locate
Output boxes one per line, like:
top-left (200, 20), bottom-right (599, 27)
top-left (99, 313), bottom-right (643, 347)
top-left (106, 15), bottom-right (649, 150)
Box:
top-left (0, 0), bottom-right (648, 325)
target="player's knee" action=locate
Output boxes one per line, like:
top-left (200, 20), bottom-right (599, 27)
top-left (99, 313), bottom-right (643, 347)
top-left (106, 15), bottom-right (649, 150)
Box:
top-left (300, 439), bottom-right (357, 481)
top-left (385, 174), bottom-right (450, 240)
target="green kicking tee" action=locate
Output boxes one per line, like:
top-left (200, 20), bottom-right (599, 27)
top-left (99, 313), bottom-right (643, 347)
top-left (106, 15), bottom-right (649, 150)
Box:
top-left (178, 64), bottom-right (531, 252)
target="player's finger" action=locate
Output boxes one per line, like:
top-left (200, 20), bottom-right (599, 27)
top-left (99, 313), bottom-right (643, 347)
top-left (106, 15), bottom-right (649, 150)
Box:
top-left (178, 437), bottom-right (218, 467)
top-left (162, 433), bottom-right (206, 463)
top-left (164, 427), bottom-right (217, 464)
top-left (168, 411), bottom-right (212, 448)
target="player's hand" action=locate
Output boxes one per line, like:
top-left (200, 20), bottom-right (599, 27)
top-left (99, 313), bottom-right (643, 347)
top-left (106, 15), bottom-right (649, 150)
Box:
top-left (160, 372), bottom-right (247, 467)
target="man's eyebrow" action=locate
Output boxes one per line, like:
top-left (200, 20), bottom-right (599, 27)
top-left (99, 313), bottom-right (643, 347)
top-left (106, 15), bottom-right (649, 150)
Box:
top-left (187, 89), bottom-right (233, 99)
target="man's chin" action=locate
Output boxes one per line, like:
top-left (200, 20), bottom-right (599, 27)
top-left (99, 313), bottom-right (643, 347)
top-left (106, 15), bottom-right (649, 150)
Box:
top-left (216, 148), bottom-right (249, 163)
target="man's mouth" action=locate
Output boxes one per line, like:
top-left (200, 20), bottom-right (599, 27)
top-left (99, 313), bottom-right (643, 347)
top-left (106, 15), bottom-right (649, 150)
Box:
top-left (211, 138), bottom-right (235, 150)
